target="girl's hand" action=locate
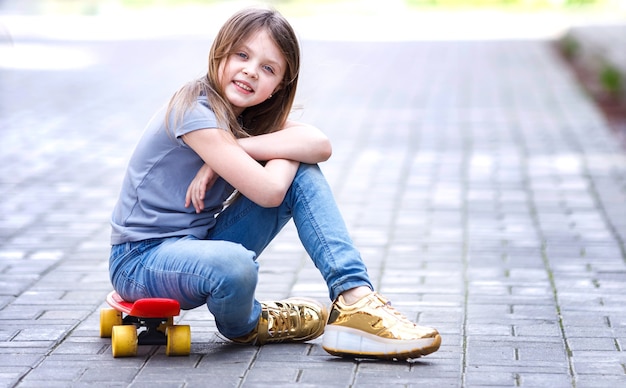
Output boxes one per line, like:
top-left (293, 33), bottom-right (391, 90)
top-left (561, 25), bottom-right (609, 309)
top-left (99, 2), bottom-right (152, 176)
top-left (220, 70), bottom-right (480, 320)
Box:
top-left (185, 163), bottom-right (218, 213)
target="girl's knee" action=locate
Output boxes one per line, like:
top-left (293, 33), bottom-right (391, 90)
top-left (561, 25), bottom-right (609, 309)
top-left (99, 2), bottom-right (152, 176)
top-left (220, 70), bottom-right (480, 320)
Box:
top-left (294, 163), bottom-right (325, 186)
top-left (226, 255), bottom-right (258, 286)
top-left (297, 163), bottom-right (321, 177)
top-left (214, 243), bottom-right (258, 292)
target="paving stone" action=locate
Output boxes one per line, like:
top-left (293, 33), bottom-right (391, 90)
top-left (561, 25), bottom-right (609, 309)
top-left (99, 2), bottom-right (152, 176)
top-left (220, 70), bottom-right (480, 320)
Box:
top-left (0, 367), bottom-right (30, 388)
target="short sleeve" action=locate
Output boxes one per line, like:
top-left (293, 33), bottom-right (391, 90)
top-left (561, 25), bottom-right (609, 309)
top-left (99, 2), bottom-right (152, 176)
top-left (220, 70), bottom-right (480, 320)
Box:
top-left (173, 97), bottom-right (220, 139)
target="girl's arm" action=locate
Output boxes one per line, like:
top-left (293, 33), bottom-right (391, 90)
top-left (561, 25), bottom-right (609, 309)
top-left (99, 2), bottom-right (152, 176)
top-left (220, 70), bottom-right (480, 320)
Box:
top-left (185, 121), bottom-right (332, 212)
top-left (237, 121), bottom-right (332, 164)
top-left (182, 127), bottom-right (299, 209)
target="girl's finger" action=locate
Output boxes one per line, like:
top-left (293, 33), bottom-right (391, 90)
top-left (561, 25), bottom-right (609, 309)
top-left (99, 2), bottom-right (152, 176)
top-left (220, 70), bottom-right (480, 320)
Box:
top-left (193, 189), bottom-right (204, 213)
top-left (185, 187), bottom-right (192, 208)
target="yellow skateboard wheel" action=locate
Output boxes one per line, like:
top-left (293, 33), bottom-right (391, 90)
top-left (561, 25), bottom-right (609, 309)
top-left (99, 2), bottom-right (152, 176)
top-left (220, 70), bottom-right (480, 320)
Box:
top-left (111, 325), bottom-right (138, 358)
top-left (100, 309), bottom-right (122, 338)
top-left (165, 325), bottom-right (191, 356)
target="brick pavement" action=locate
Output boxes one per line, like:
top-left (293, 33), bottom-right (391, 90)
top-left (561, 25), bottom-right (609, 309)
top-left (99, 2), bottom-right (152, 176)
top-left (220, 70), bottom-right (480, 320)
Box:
top-left (1, 10), bottom-right (626, 388)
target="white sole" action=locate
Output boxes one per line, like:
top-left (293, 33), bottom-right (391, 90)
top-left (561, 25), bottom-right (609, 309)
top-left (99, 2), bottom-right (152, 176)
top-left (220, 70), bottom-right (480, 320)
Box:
top-left (322, 325), bottom-right (441, 360)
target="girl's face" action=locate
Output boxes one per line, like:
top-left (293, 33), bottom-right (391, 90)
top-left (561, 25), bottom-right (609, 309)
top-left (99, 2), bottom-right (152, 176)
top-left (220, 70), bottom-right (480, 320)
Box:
top-left (219, 29), bottom-right (286, 116)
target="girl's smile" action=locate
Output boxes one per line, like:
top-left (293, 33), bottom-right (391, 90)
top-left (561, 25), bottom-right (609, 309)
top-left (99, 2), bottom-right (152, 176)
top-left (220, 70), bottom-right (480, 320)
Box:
top-left (219, 29), bottom-right (286, 115)
top-left (233, 80), bottom-right (253, 93)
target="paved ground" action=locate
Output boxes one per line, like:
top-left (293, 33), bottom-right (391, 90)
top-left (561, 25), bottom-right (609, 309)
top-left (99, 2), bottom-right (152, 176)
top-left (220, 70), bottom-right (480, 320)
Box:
top-left (1, 5), bottom-right (626, 388)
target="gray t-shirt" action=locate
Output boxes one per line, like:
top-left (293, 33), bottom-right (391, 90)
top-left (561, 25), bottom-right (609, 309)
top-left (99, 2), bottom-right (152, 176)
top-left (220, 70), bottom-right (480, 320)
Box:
top-left (111, 96), bottom-right (235, 245)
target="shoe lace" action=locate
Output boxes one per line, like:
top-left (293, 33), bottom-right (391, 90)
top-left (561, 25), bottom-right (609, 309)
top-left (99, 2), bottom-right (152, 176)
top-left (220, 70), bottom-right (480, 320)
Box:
top-left (374, 294), bottom-right (415, 326)
top-left (266, 302), bottom-right (297, 338)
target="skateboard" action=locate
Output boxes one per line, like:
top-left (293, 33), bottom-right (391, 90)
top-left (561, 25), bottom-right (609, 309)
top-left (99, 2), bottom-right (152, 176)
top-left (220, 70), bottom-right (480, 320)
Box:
top-left (100, 291), bottom-right (191, 358)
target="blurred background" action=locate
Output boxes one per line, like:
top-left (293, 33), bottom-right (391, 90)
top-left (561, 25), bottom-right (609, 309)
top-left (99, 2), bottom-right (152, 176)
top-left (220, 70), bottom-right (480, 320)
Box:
top-left (1, 0), bottom-right (625, 144)
top-left (0, 0), bottom-right (625, 40)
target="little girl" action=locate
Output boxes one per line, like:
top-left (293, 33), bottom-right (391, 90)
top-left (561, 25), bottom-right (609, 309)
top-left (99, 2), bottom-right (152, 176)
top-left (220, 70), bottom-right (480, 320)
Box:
top-left (109, 7), bottom-right (441, 360)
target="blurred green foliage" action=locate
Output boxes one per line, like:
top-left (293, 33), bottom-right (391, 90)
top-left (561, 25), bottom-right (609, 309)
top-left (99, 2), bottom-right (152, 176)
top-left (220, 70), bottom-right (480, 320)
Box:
top-left (559, 35), bottom-right (580, 60)
top-left (119, 0), bottom-right (216, 6)
top-left (405, 0), bottom-right (606, 6)
top-left (11, 0), bottom-right (620, 14)
top-left (117, 0), bottom-right (612, 7)
top-left (600, 64), bottom-right (623, 95)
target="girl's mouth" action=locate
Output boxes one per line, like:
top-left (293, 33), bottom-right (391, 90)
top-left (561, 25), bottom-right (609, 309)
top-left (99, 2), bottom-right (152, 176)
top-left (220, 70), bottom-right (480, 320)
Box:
top-left (234, 81), bottom-right (253, 93)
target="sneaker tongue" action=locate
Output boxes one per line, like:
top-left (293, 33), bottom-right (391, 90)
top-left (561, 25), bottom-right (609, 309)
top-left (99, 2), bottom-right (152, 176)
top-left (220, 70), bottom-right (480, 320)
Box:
top-left (339, 291), bottom-right (378, 307)
top-left (372, 293), bottom-right (389, 305)
top-left (355, 291), bottom-right (388, 309)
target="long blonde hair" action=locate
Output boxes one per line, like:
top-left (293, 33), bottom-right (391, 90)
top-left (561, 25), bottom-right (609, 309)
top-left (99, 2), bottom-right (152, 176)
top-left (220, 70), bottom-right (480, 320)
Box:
top-left (166, 7), bottom-right (300, 138)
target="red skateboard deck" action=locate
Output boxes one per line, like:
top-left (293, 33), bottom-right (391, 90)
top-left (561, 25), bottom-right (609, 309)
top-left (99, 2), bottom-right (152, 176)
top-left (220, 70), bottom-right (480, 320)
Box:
top-left (106, 291), bottom-right (181, 318)
top-left (100, 291), bottom-right (191, 357)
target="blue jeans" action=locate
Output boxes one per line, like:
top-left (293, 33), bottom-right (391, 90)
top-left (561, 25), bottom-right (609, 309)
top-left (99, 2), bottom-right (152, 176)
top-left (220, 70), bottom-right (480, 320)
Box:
top-left (109, 163), bottom-right (373, 339)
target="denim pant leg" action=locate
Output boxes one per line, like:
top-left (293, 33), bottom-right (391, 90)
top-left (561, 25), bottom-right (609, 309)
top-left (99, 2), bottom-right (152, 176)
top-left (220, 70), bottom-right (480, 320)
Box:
top-left (208, 163), bottom-right (373, 301)
top-left (109, 236), bottom-right (262, 339)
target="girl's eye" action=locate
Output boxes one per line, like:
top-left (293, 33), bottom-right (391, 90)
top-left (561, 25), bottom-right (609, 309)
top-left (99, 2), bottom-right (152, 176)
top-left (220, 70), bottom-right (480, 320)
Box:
top-left (263, 65), bottom-right (275, 74)
top-left (236, 52), bottom-right (248, 59)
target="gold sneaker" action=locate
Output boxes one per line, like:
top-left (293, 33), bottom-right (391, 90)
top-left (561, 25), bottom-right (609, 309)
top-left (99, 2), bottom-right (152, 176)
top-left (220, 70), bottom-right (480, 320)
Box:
top-left (322, 292), bottom-right (441, 360)
top-left (232, 297), bottom-right (328, 345)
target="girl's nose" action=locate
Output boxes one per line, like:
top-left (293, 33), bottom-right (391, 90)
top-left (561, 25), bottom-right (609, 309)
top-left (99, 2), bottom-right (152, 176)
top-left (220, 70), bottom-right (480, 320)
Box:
top-left (242, 67), bottom-right (258, 79)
